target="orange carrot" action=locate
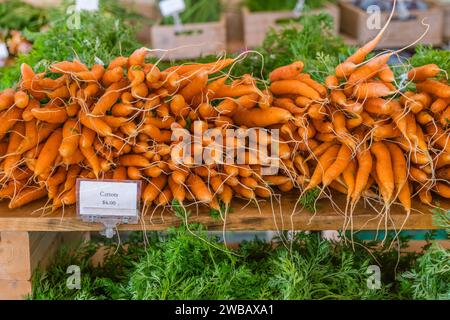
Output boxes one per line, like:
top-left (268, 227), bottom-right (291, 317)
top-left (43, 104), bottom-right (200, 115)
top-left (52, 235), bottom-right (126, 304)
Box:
top-left (269, 61), bottom-right (304, 82)
top-left (407, 64), bottom-right (440, 82)
top-left (0, 107), bottom-right (22, 140)
top-left (370, 141), bottom-right (394, 203)
top-left (270, 80), bottom-right (321, 100)
top-left (322, 144), bottom-right (352, 187)
top-left (34, 129), bottom-right (63, 177)
top-left (79, 111), bottom-right (112, 137)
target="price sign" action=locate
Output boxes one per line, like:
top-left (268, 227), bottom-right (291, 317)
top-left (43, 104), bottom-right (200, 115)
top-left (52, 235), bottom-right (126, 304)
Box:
top-left (293, 0), bottom-right (305, 18)
top-left (159, 0), bottom-right (185, 17)
top-left (77, 179), bottom-right (141, 238)
top-left (75, 0), bottom-right (99, 12)
top-left (0, 42), bottom-right (8, 60)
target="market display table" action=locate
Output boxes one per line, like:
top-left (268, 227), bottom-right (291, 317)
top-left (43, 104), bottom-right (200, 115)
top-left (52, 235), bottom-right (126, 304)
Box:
top-left (0, 192), bottom-right (446, 299)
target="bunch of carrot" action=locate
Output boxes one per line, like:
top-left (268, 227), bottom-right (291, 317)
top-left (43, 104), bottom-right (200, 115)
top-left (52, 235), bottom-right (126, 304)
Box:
top-left (0, 48), bottom-right (299, 212)
top-left (266, 30), bottom-right (450, 216)
top-left (0, 25), bottom-right (448, 217)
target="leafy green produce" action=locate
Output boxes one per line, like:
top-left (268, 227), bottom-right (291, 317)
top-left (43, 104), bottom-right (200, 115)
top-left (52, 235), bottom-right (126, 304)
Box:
top-left (0, 9), bottom-right (142, 90)
top-left (398, 243), bottom-right (450, 300)
top-left (0, 0), bottom-right (49, 34)
top-left (29, 222), bottom-right (448, 300)
top-left (161, 0), bottom-right (221, 25)
top-left (243, 0), bottom-right (335, 12)
top-left (234, 13), bottom-right (352, 83)
top-left (410, 45), bottom-right (450, 76)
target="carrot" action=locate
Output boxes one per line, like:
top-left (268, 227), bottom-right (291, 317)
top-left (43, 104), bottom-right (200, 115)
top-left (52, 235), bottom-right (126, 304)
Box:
top-left (142, 166), bottom-right (162, 178)
top-left (112, 166), bottom-right (127, 180)
top-left (351, 145), bottom-right (373, 203)
top-left (296, 75), bottom-right (327, 97)
top-left (91, 81), bottom-right (127, 115)
top-left (233, 106), bottom-right (291, 127)
top-left (108, 56), bottom-right (128, 70)
top-left (13, 91), bottom-right (29, 109)
top-left (378, 65), bottom-right (395, 83)
top-left (0, 107), bottom-right (22, 140)
top-left (416, 80), bottom-right (450, 98)
top-left (119, 154), bottom-right (150, 167)
top-left (128, 47), bottom-right (147, 66)
top-left (430, 98), bottom-right (448, 114)
top-left (386, 142), bottom-right (409, 202)
top-left (213, 84), bottom-right (258, 98)
top-left (217, 99), bottom-right (238, 115)
top-left (3, 121), bottom-right (25, 176)
top-left (370, 141), bottom-right (394, 203)
top-left (127, 167), bottom-right (142, 180)
top-left (342, 160), bottom-right (356, 198)
top-left (233, 184), bottom-right (255, 199)
top-left (9, 186), bottom-right (47, 209)
top-left (364, 98), bottom-right (398, 115)
top-left (322, 144), bottom-right (352, 187)
top-left (179, 71), bottom-right (208, 103)
top-left (79, 111), bottom-right (112, 137)
top-left (168, 175), bottom-right (185, 202)
top-left (170, 94), bottom-right (189, 117)
top-left (142, 175), bottom-right (167, 204)
top-left (434, 182), bottom-right (450, 198)
top-left (373, 123), bottom-right (401, 140)
top-left (79, 146), bottom-right (100, 178)
top-left (273, 98), bottom-right (306, 114)
top-left (0, 88), bottom-right (16, 111)
top-left (269, 61), bottom-right (304, 82)
top-left (34, 129), bottom-right (63, 177)
top-left (407, 64), bottom-right (440, 82)
top-left (325, 75), bottom-right (339, 89)
top-left (57, 120), bottom-right (80, 158)
top-left (31, 106), bottom-right (68, 123)
top-left (50, 60), bottom-right (88, 73)
top-left (335, 61), bottom-right (357, 78)
top-left (47, 166), bottom-right (67, 187)
top-left (185, 174), bottom-right (212, 202)
top-left (348, 53), bottom-right (392, 85)
top-left (353, 82), bottom-right (392, 100)
top-left (270, 80), bottom-right (321, 101)
top-left (102, 66), bottom-right (123, 86)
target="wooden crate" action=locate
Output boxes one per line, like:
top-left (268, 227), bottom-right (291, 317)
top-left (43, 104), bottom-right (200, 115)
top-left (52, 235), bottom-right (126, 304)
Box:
top-left (150, 16), bottom-right (227, 60)
top-left (0, 232), bottom-right (88, 300)
top-left (339, 1), bottom-right (444, 48)
top-left (242, 4), bottom-right (340, 48)
top-left (432, 0), bottom-right (450, 40)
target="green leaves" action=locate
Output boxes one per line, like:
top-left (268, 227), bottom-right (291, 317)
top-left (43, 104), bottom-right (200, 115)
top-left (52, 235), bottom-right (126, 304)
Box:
top-left (29, 224), bottom-right (449, 300)
top-left (234, 13), bottom-right (352, 83)
top-left (0, 3), bottom-right (142, 90)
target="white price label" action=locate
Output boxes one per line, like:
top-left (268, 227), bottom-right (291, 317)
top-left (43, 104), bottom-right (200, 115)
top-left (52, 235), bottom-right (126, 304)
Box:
top-left (76, 0), bottom-right (99, 12)
top-left (0, 43), bottom-right (9, 60)
top-left (77, 180), bottom-right (140, 217)
top-left (159, 0), bottom-right (185, 17)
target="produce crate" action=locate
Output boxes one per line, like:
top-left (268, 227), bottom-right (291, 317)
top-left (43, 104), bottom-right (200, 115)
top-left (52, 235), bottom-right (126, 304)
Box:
top-left (339, 0), bottom-right (444, 48)
top-left (432, 0), bottom-right (450, 41)
top-left (0, 232), bottom-right (88, 300)
top-left (150, 15), bottom-right (227, 60)
top-left (242, 4), bottom-right (340, 48)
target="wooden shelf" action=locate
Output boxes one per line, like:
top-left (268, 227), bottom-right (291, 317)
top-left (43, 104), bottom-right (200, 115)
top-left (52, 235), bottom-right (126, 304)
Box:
top-left (0, 193), bottom-right (446, 232)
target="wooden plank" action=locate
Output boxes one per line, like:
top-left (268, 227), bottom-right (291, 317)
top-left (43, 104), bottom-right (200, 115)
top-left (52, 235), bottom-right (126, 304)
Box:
top-left (0, 280), bottom-right (31, 300)
top-left (0, 193), bottom-right (445, 232)
top-left (0, 232), bottom-right (31, 280)
top-left (243, 4), bottom-right (340, 48)
top-left (150, 16), bottom-right (227, 60)
top-left (339, 0), bottom-right (444, 48)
